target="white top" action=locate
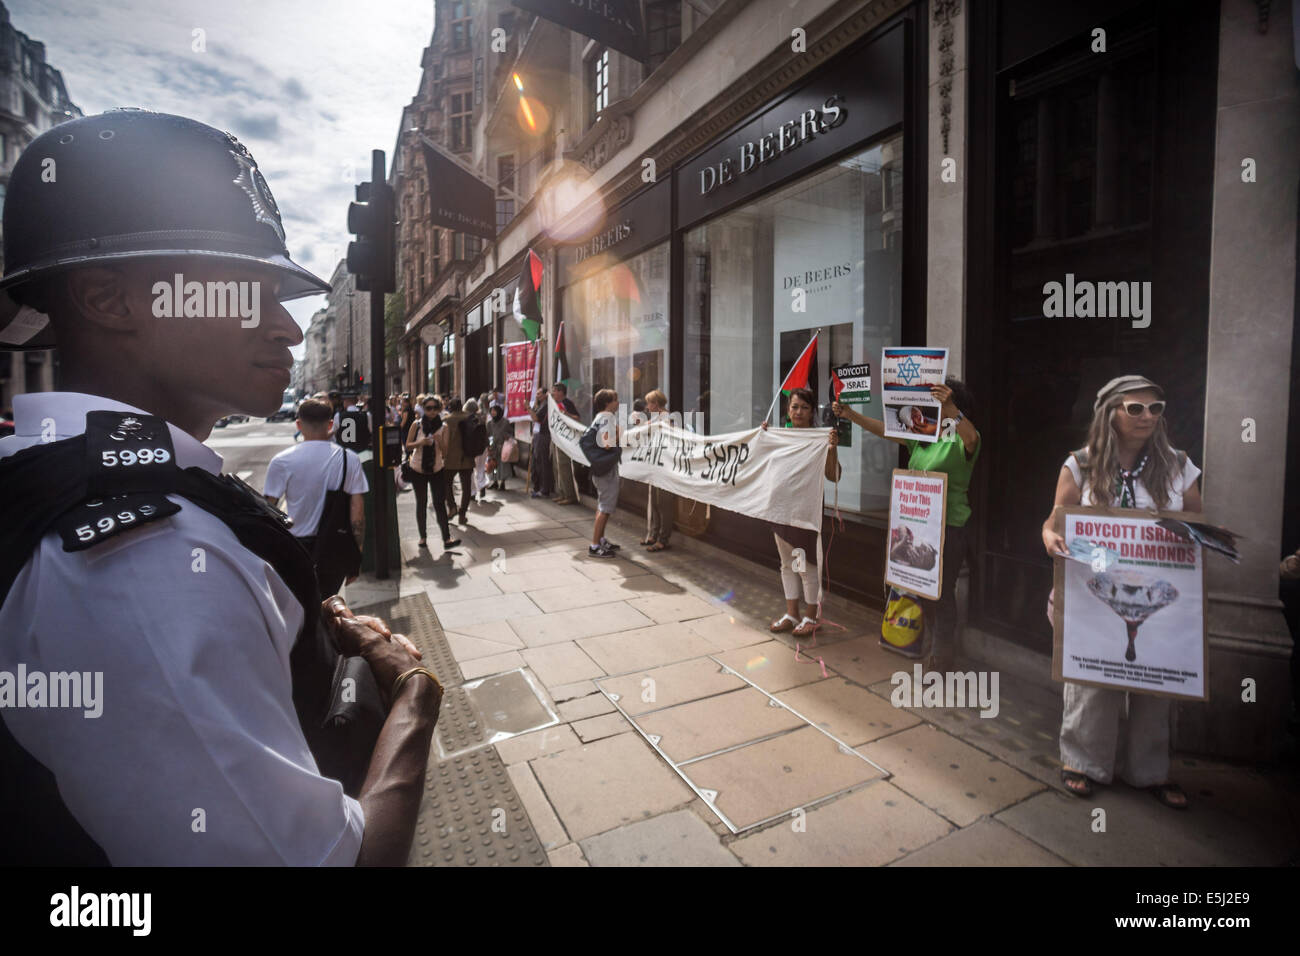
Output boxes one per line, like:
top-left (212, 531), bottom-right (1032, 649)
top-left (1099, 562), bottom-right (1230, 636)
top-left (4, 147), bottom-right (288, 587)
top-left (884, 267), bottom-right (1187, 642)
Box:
top-left (264, 440), bottom-right (369, 538)
top-left (0, 392), bottom-right (364, 865)
top-left (1064, 451), bottom-right (1202, 510)
top-left (592, 410), bottom-right (618, 447)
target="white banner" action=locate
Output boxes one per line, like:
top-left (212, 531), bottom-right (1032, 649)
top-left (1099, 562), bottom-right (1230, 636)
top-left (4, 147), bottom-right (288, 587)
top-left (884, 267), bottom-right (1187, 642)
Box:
top-left (547, 396), bottom-right (830, 532)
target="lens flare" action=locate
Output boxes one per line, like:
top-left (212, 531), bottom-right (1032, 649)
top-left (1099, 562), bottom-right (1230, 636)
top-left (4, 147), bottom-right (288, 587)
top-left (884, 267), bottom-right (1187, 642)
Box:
top-left (745, 655), bottom-right (768, 671)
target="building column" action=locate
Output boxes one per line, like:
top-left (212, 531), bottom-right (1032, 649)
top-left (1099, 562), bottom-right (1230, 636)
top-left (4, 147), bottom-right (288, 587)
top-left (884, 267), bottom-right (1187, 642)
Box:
top-left (926, 0), bottom-right (967, 375)
top-left (1183, 0), bottom-right (1298, 759)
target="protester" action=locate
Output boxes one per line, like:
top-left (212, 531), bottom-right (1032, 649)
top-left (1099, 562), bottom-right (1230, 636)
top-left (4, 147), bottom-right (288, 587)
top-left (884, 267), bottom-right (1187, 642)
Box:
top-left (1040, 375), bottom-right (1202, 809)
top-left (529, 386), bottom-right (553, 499)
top-left (468, 397), bottom-right (490, 501)
top-left (551, 382), bottom-right (581, 505)
top-left (263, 398), bottom-right (368, 597)
top-left (440, 397), bottom-right (476, 524)
top-left (487, 403), bottom-right (514, 490)
top-left (583, 389), bottom-right (623, 558)
top-left (642, 390), bottom-right (677, 552)
top-left (405, 397), bottom-right (459, 551)
top-left (835, 377), bottom-right (980, 671)
top-left (762, 388), bottom-right (840, 637)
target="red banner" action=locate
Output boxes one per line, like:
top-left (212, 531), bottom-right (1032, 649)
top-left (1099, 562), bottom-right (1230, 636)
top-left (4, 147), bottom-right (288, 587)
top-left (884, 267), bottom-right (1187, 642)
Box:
top-left (504, 340), bottom-right (540, 422)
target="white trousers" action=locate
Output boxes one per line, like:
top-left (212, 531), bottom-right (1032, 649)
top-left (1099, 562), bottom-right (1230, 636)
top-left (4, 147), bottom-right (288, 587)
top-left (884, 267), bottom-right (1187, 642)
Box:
top-left (773, 532), bottom-right (821, 606)
top-left (1059, 682), bottom-right (1171, 787)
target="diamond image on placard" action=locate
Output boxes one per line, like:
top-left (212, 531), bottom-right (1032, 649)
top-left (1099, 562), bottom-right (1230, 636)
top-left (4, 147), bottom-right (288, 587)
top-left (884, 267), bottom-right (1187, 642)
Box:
top-left (1086, 571), bottom-right (1178, 663)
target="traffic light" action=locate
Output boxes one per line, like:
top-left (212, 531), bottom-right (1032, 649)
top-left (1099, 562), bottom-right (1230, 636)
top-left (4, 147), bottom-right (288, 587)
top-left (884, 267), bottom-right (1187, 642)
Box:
top-left (346, 150), bottom-right (396, 294)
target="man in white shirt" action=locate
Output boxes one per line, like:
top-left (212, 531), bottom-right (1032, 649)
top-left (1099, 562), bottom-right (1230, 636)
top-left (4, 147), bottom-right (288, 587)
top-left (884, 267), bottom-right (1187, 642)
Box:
top-left (0, 110), bottom-right (439, 866)
top-left (265, 397), bottom-right (369, 597)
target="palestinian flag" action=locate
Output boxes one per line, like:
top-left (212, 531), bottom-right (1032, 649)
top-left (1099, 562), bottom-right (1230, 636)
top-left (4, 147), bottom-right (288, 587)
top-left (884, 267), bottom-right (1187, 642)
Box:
top-left (512, 248), bottom-right (544, 342)
top-left (554, 320), bottom-right (575, 390)
top-left (831, 367), bottom-right (845, 399)
top-left (779, 331), bottom-right (819, 395)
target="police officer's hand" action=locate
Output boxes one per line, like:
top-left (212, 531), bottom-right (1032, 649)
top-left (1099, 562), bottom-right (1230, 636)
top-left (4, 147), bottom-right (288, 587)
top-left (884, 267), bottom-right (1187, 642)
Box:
top-left (322, 598), bottom-right (428, 700)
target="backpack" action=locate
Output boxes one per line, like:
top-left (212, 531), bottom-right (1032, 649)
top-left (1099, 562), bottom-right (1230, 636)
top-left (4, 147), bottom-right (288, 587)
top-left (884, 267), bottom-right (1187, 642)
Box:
top-left (461, 416), bottom-right (489, 458)
top-left (579, 418), bottom-right (622, 477)
top-left (336, 409), bottom-right (370, 451)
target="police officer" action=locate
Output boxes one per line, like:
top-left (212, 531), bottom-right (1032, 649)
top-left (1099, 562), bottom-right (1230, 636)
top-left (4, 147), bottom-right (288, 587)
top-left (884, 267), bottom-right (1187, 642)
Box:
top-left (0, 110), bottom-right (440, 865)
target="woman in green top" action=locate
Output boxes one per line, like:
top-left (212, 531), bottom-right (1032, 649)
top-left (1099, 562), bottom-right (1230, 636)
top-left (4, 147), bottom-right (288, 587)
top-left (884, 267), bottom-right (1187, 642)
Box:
top-left (833, 378), bottom-right (980, 672)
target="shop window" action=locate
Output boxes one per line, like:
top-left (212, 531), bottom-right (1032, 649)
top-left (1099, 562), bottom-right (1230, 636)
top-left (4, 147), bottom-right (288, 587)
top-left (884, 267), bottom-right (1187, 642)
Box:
top-left (562, 242), bottom-right (671, 422)
top-left (683, 136), bottom-right (904, 516)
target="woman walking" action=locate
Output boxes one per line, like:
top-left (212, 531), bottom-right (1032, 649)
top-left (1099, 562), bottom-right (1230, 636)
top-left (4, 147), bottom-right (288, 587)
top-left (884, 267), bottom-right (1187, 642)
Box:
top-left (834, 377), bottom-right (980, 671)
top-left (762, 388), bottom-right (840, 638)
top-left (1040, 375), bottom-right (1201, 809)
top-left (405, 397), bottom-right (460, 551)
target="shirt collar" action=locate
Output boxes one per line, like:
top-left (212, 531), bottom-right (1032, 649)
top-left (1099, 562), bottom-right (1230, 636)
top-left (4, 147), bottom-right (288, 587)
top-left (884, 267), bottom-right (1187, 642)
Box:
top-left (12, 391), bottom-right (224, 475)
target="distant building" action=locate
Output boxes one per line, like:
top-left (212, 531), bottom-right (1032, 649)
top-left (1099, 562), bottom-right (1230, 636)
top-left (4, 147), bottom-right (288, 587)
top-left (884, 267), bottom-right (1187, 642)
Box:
top-left (0, 0), bottom-right (81, 409)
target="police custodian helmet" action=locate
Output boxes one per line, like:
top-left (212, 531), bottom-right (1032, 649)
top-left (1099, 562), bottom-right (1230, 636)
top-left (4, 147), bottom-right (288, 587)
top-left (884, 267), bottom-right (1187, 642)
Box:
top-left (0, 109), bottom-right (330, 350)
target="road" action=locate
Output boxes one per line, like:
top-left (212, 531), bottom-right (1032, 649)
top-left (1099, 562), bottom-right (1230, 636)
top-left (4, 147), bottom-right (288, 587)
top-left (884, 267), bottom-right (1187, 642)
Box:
top-left (202, 418), bottom-right (297, 494)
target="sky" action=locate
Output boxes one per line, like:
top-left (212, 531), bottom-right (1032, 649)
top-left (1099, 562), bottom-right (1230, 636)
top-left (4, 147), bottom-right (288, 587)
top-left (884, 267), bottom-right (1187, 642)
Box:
top-left (8, 0), bottom-right (434, 358)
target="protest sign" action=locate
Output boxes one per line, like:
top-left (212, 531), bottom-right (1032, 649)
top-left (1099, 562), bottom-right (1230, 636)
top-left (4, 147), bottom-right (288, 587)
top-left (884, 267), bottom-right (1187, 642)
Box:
top-left (504, 341), bottom-right (540, 422)
top-left (832, 363), bottom-right (872, 405)
top-left (885, 469), bottom-right (948, 600)
top-left (1051, 507), bottom-right (1208, 701)
top-left (881, 347), bottom-right (948, 444)
top-left (547, 395), bottom-right (591, 466)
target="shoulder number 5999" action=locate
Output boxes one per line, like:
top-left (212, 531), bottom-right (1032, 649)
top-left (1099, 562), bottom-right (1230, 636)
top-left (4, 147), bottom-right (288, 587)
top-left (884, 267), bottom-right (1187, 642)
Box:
top-left (101, 448), bottom-right (171, 467)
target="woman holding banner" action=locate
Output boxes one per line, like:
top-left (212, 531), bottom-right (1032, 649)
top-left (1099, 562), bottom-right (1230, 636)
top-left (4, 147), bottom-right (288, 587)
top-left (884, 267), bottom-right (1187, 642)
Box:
top-left (763, 388), bottom-right (841, 638)
top-left (1040, 375), bottom-right (1201, 809)
top-left (834, 378), bottom-right (980, 672)
top-left (642, 390), bottom-right (677, 552)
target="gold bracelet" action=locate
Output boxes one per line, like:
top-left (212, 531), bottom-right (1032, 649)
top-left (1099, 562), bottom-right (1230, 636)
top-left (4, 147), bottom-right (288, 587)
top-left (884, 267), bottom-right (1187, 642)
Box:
top-left (392, 666), bottom-right (441, 700)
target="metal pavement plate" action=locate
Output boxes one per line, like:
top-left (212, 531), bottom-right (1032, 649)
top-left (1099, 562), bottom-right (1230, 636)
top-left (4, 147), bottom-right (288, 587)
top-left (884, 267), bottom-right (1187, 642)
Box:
top-left (435, 668), bottom-right (558, 760)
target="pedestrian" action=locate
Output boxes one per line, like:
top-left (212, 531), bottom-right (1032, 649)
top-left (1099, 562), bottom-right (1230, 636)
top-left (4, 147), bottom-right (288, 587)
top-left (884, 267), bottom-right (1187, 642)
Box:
top-left (487, 402), bottom-right (514, 490)
top-left (761, 388), bottom-right (841, 637)
top-left (394, 395), bottom-right (417, 493)
top-left (440, 397), bottom-right (476, 525)
top-left (405, 397), bottom-right (459, 551)
top-left (582, 389), bottom-right (623, 558)
top-left (334, 395), bottom-right (371, 453)
top-left (1040, 375), bottom-right (1201, 809)
top-left (530, 386), bottom-right (553, 498)
top-left (263, 398), bottom-right (368, 598)
top-left (642, 389), bottom-right (676, 552)
top-left (834, 377), bottom-right (981, 671)
top-left (467, 397), bottom-right (490, 501)
top-left (551, 381), bottom-right (581, 505)
top-left (0, 110), bottom-right (439, 865)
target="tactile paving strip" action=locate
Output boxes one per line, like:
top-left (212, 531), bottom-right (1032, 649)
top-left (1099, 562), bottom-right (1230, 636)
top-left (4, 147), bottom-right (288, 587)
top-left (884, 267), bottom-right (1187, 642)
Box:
top-left (351, 592), bottom-right (549, 867)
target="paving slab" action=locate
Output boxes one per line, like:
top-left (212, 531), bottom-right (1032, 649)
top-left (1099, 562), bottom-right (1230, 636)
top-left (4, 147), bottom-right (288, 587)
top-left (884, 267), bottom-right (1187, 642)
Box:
top-left (624, 593), bottom-right (720, 624)
top-left (859, 724), bottom-right (1043, 827)
top-left (491, 567), bottom-right (584, 593)
top-left (557, 692), bottom-right (618, 722)
top-left (495, 723), bottom-right (584, 766)
top-left (685, 613), bottom-right (774, 651)
top-left (728, 781), bottom-right (952, 866)
top-left (434, 591), bottom-right (543, 630)
top-left (446, 631), bottom-right (525, 663)
top-left (685, 725), bottom-right (886, 830)
top-left (440, 619), bottom-right (526, 645)
top-left (712, 640), bottom-right (832, 694)
top-left (579, 808), bottom-right (741, 867)
top-left (460, 651), bottom-right (526, 680)
top-left (529, 732), bottom-right (695, 842)
top-left (890, 818), bottom-right (1068, 866)
top-left (573, 558), bottom-right (657, 581)
top-left (776, 677), bottom-right (922, 746)
top-left (462, 552), bottom-right (572, 579)
top-left (419, 573), bottom-right (504, 603)
top-left (571, 712), bottom-right (632, 743)
top-left (578, 622), bottom-right (719, 674)
top-left (506, 762), bottom-right (570, 850)
top-left (547, 843), bottom-right (589, 866)
top-left (509, 601), bottom-right (656, 646)
top-left (637, 688), bottom-right (804, 762)
top-left (815, 636), bottom-right (911, 687)
top-left (598, 658), bottom-right (748, 717)
top-left (528, 575), bottom-right (682, 613)
top-left (549, 680), bottom-right (599, 702)
top-left (519, 642), bottom-right (606, 687)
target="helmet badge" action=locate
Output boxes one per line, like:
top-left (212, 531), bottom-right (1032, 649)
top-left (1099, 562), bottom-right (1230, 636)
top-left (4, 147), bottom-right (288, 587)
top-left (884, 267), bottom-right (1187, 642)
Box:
top-left (226, 134), bottom-right (286, 246)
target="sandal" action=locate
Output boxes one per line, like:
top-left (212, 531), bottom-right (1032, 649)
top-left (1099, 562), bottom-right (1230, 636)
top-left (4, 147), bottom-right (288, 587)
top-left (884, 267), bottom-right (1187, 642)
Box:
top-left (639, 537), bottom-right (655, 546)
top-left (770, 613), bottom-right (799, 633)
top-left (1148, 782), bottom-right (1188, 810)
top-left (1060, 768), bottom-right (1093, 798)
top-left (646, 542), bottom-right (669, 552)
top-left (792, 616), bottom-right (820, 637)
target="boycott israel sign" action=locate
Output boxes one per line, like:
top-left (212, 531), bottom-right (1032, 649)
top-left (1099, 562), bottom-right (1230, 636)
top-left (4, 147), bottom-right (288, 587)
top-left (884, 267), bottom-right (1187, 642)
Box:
top-left (886, 470), bottom-right (947, 600)
top-left (504, 341), bottom-right (539, 422)
top-left (547, 396), bottom-right (830, 532)
top-left (1052, 508), bottom-right (1207, 701)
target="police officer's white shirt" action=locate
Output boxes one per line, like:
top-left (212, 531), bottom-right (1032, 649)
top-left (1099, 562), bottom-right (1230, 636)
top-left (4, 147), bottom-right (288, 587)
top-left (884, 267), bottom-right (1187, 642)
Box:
top-left (0, 391), bottom-right (365, 865)
top-left (264, 440), bottom-right (369, 538)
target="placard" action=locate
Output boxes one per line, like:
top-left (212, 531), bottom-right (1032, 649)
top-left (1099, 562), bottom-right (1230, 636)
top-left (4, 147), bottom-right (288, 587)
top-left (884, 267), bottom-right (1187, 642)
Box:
top-left (832, 363), bottom-right (872, 404)
top-left (881, 347), bottom-right (948, 444)
top-left (885, 469), bottom-right (947, 600)
top-left (1051, 507), bottom-right (1208, 701)
top-left (503, 341), bottom-right (540, 422)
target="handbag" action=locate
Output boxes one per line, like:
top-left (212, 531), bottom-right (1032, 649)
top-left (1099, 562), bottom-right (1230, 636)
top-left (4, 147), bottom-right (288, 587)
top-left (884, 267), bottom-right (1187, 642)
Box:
top-left (312, 450), bottom-right (363, 589)
top-left (879, 586), bottom-right (924, 657)
top-left (502, 436), bottom-right (518, 463)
